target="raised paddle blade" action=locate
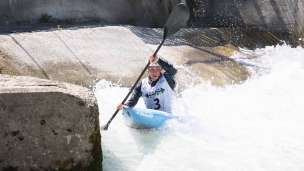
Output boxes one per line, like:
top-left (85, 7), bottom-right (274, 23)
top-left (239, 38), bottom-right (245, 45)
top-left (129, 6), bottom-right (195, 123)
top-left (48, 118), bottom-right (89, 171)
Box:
top-left (163, 3), bottom-right (190, 40)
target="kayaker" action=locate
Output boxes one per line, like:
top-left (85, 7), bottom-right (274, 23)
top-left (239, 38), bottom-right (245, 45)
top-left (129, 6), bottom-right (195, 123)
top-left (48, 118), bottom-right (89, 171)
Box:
top-left (117, 54), bottom-right (177, 113)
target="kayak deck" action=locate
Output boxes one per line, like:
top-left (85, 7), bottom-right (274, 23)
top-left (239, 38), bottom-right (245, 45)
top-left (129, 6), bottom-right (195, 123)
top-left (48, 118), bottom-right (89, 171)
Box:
top-left (122, 108), bottom-right (176, 129)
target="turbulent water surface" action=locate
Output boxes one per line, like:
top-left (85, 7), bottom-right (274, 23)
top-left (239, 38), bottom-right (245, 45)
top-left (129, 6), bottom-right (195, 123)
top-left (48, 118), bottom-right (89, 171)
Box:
top-left (94, 44), bottom-right (304, 171)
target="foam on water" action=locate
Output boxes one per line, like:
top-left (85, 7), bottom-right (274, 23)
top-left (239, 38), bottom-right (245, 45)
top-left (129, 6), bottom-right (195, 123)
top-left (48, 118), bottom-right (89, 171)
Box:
top-left (94, 44), bottom-right (304, 171)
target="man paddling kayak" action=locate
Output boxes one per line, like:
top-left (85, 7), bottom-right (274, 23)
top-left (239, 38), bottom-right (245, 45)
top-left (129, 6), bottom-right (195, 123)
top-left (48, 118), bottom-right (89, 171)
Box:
top-left (117, 55), bottom-right (177, 113)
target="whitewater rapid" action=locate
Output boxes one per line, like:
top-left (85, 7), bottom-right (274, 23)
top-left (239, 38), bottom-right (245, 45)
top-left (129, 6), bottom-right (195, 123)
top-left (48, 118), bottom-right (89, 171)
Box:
top-left (94, 44), bottom-right (304, 171)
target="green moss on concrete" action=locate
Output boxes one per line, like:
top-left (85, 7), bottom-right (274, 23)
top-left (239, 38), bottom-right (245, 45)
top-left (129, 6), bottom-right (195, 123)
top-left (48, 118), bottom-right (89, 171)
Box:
top-left (54, 158), bottom-right (84, 171)
top-left (52, 105), bottom-right (102, 171)
top-left (88, 105), bottom-right (102, 171)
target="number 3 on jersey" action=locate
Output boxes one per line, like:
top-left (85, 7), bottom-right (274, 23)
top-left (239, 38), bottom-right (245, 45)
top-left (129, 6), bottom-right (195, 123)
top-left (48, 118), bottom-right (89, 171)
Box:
top-left (154, 98), bottom-right (161, 110)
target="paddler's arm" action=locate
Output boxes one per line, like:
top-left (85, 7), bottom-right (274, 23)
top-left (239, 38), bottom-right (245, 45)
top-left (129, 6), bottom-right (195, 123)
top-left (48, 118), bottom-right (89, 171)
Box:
top-left (117, 82), bottom-right (142, 110)
top-left (158, 57), bottom-right (177, 90)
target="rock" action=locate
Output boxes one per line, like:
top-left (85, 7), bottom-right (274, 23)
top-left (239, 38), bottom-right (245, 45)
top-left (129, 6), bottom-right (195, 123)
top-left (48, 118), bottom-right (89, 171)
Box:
top-left (0, 74), bottom-right (102, 171)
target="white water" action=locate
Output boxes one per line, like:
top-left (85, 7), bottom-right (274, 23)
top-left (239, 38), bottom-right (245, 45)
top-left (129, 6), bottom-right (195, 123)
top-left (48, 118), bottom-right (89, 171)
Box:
top-left (94, 44), bottom-right (304, 171)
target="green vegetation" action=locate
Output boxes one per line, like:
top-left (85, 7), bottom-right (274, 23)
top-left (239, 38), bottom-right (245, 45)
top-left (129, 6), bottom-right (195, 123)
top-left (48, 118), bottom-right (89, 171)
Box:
top-left (39, 13), bottom-right (52, 23)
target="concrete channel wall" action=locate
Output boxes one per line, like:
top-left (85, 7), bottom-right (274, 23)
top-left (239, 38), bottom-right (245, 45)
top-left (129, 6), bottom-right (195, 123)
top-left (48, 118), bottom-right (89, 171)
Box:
top-left (187, 0), bottom-right (304, 36)
top-left (0, 0), bottom-right (303, 35)
top-left (0, 0), bottom-right (180, 28)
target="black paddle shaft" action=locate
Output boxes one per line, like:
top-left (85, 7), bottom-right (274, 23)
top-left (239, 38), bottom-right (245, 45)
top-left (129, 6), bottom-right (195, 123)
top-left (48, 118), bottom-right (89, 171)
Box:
top-left (101, 40), bottom-right (165, 130)
top-left (102, 3), bottom-right (189, 131)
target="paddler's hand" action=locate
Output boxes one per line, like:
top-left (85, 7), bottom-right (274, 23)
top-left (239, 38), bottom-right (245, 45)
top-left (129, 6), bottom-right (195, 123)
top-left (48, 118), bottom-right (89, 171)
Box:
top-left (149, 55), bottom-right (159, 64)
top-left (117, 103), bottom-right (127, 110)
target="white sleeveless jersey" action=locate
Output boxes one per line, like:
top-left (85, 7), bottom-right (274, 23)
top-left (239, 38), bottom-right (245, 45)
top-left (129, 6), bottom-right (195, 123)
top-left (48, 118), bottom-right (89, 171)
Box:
top-left (141, 74), bottom-right (175, 113)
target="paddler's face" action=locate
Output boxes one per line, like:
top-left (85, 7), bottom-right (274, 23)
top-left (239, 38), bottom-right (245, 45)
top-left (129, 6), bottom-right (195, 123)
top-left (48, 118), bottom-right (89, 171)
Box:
top-left (148, 66), bottom-right (162, 80)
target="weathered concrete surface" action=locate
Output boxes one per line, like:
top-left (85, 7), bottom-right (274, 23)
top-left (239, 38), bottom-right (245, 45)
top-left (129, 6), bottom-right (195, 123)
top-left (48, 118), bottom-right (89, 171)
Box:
top-left (0, 25), bottom-right (286, 90)
top-left (187, 0), bottom-right (304, 45)
top-left (0, 0), bottom-right (178, 28)
top-left (0, 74), bottom-right (102, 171)
top-left (0, 26), bottom-right (151, 88)
top-left (188, 0), bottom-right (304, 31)
top-left (0, 0), bottom-right (303, 43)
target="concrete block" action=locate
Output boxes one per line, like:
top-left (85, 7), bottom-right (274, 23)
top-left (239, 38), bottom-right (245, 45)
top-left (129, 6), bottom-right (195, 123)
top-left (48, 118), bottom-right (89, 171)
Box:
top-left (0, 74), bottom-right (102, 171)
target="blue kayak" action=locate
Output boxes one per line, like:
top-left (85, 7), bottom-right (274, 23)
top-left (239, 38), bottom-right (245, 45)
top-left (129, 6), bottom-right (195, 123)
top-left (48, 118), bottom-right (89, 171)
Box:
top-left (122, 108), bottom-right (177, 129)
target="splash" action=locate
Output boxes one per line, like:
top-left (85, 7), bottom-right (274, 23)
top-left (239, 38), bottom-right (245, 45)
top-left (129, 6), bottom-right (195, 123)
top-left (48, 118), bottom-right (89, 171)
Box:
top-left (95, 44), bottom-right (304, 171)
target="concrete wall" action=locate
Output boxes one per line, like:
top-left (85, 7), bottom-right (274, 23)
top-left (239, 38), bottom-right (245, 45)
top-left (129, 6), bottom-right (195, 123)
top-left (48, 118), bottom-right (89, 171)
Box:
top-left (0, 75), bottom-right (102, 171)
top-left (0, 0), bottom-right (181, 27)
top-left (0, 0), bottom-right (303, 35)
top-left (187, 0), bottom-right (304, 35)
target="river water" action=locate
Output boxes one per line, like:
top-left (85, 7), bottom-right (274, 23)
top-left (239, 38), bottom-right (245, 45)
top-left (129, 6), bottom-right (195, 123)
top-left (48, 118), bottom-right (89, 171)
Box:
top-left (94, 43), bottom-right (304, 171)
